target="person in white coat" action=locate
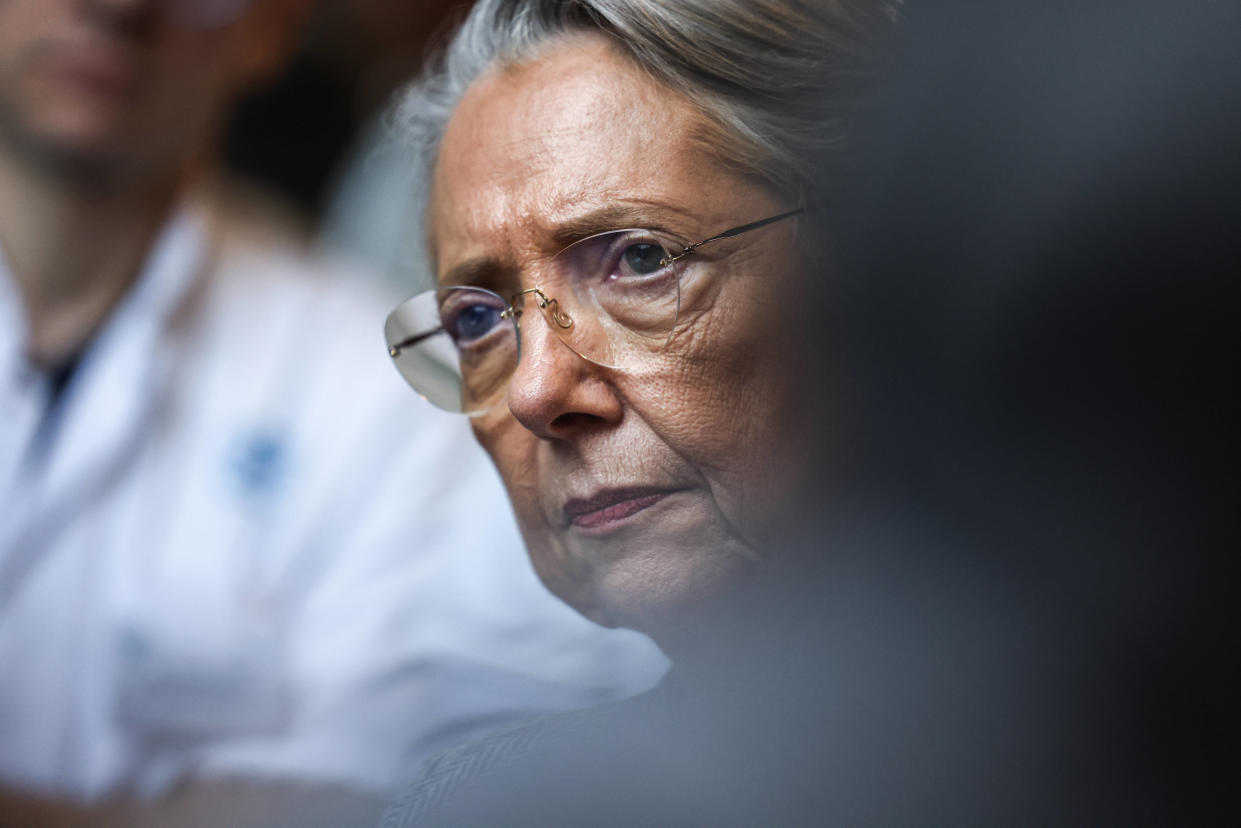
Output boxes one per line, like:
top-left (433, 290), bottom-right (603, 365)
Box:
top-left (0, 0), bottom-right (664, 824)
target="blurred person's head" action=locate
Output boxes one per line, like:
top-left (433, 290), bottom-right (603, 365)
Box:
top-left (0, 0), bottom-right (310, 191)
top-left (385, 0), bottom-right (896, 659)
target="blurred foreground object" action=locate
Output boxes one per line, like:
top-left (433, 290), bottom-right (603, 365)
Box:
top-left (0, 1), bottom-right (663, 825)
top-left (822, 0), bottom-right (1240, 819)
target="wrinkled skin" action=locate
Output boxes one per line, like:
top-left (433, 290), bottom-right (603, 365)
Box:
top-left (431, 34), bottom-right (814, 658)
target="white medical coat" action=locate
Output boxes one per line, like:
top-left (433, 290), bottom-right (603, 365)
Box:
top-left (0, 195), bottom-right (665, 800)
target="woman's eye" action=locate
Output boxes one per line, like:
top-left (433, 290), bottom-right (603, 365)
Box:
top-left (620, 242), bottom-right (668, 276)
top-left (444, 303), bottom-right (503, 345)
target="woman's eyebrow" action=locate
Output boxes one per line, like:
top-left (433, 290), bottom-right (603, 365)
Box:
top-left (548, 203), bottom-right (694, 246)
top-left (439, 204), bottom-right (698, 287)
top-left (439, 257), bottom-right (514, 290)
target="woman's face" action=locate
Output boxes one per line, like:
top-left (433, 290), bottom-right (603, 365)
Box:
top-left (431, 34), bottom-right (813, 655)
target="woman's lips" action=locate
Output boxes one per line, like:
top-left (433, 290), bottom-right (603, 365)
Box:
top-left (563, 487), bottom-right (677, 531)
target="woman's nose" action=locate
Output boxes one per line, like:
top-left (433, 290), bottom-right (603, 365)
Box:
top-left (506, 308), bottom-right (622, 440)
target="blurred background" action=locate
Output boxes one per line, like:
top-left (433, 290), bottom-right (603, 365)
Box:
top-left (225, 0), bottom-right (461, 229)
top-left (216, 0), bottom-right (470, 292)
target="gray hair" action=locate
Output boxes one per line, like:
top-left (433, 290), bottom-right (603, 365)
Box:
top-left (389, 0), bottom-right (897, 273)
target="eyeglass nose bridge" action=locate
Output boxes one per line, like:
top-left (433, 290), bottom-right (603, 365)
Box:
top-left (502, 287), bottom-right (575, 330)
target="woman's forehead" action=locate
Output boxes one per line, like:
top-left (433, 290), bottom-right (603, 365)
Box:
top-left (430, 35), bottom-right (741, 260)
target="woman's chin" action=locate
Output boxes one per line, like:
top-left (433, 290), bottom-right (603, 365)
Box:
top-left (575, 530), bottom-right (758, 656)
top-left (526, 485), bottom-right (773, 653)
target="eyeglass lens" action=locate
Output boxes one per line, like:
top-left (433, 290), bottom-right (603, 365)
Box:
top-left (384, 228), bottom-right (685, 415)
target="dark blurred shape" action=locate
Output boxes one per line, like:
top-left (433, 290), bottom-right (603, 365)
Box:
top-left (824, 0), bottom-right (1240, 820)
top-left (385, 0), bottom-right (1239, 824)
top-left (223, 0), bottom-right (465, 221)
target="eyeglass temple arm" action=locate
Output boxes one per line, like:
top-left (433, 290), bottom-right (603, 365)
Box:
top-left (662, 207), bottom-right (806, 265)
top-left (389, 326), bottom-right (444, 357)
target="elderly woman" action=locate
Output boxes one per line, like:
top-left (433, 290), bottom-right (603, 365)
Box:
top-left (377, 0), bottom-right (894, 823)
top-left (383, 0), bottom-right (891, 664)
